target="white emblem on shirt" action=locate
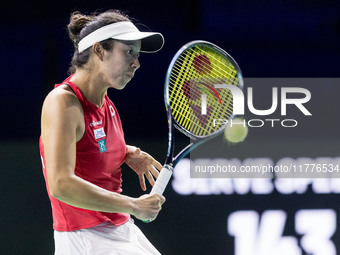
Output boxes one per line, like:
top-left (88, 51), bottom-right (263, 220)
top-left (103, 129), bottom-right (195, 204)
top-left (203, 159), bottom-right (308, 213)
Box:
top-left (93, 127), bottom-right (106, 139)
top-left (90, 120), bottom-right (103, 127)
top-left (109, 105), bottom-right (115, 117)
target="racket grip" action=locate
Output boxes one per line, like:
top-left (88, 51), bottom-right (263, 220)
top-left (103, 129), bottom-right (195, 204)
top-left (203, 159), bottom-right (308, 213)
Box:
top-left (151, 165), bottom-right (173, 195)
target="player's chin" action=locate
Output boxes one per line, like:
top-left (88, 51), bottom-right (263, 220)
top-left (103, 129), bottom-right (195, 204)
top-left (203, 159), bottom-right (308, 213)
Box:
top-left (113, 80), bottom-right (130, 90)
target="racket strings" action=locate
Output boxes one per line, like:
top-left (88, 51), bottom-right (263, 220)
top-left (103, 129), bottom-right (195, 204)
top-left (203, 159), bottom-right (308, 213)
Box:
top-left (168, 43), bottom-right (241, 137)
top-left (170, 64), bottom-right (235, 134)
top-left (170, 62), bottom-right (236, 111)
top-left (171, 47), bottom-right (239, 101)
top-left (177, 46), bottom-right (238, 83)
top-left (170, 54), bottom-right (194, 126)
top-left (195, 46), bottom-right (237, 81)
top-left (170, 55), bottom-right (236, 111)
top-left (169, 85), bottom-right (233, 136)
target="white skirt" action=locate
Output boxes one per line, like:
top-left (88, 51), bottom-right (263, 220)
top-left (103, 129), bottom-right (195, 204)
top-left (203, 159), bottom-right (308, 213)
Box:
top-left (54, 219), bottom-right (161, 255)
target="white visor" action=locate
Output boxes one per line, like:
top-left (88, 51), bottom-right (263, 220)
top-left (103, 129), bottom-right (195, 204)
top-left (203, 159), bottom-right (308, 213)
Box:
top-left (78, 21), bottom-right (164, 53)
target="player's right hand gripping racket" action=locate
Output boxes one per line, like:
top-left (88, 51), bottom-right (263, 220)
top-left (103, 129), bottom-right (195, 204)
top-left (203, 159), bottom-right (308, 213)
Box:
top-left (151, 40), bottom-right (243, 195)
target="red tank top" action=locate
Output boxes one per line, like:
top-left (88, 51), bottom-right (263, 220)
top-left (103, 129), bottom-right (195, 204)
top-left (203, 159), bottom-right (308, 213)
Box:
top-left (40, 76), bottom-right (130, 231)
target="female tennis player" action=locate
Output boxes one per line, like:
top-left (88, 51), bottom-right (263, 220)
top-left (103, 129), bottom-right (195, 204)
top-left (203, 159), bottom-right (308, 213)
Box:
top-left (39, 10), bottom-right (165, 255)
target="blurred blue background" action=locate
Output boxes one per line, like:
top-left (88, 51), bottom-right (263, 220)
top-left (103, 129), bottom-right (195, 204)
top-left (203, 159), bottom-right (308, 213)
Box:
top-left (0, 0), bottom-right (339, 254)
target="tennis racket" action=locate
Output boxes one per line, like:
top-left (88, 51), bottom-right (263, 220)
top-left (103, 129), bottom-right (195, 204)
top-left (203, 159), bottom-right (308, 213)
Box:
top-left (151, 40), bottom-right (243, 195)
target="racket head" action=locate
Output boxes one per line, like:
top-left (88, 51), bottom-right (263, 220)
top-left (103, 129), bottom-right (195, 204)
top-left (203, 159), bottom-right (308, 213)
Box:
top-left (164, 40), bottom-right (243, 140)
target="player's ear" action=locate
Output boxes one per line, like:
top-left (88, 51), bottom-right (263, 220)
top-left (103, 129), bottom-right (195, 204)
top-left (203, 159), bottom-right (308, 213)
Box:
top-left (92, 42), bottom-right (104, 61)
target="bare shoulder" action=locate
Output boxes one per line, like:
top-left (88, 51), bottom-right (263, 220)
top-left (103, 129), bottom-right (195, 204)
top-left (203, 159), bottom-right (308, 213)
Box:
top-left (41, 85), bottom-right (84, 131)
top-left (43, 85), bottom-right (81, 111)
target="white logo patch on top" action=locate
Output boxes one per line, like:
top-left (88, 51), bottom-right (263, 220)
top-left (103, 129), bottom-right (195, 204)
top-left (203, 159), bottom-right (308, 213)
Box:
top-left (93, 127), bottom-right (106, 139)
top-left (90, 120), bottom-right (102, 127)
top-left (109, 105), bottom-right (115, 117)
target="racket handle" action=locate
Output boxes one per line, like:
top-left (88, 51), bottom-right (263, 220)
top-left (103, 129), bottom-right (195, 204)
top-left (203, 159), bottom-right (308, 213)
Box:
top-left (151, 165), bottom-right (173, 195)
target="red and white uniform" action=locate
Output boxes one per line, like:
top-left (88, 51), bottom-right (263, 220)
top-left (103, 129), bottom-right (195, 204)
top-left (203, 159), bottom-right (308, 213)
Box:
top-left (39, 76), bottom-right (130, 231)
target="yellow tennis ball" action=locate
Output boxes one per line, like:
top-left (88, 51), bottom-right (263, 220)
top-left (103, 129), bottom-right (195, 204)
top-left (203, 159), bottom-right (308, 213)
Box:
top-left (224, 118), bottom-right (248, 143)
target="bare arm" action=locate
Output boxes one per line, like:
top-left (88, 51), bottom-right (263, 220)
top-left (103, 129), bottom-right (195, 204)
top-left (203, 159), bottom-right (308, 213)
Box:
top-left (41, 86), bottom-right (164, 221)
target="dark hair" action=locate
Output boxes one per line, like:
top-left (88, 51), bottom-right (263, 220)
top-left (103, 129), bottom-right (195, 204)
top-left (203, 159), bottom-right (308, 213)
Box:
top-left (67, 10), bottom-right (130, 74)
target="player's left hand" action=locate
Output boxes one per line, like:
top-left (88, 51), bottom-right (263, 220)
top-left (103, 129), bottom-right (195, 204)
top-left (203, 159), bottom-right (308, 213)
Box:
top-left (125, 145), bottom-right (162, 191)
